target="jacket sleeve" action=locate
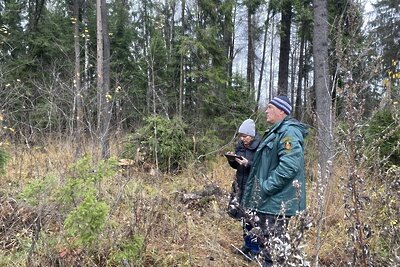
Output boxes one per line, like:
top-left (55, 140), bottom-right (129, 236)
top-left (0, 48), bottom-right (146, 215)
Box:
top-left (261, 127), bottom-right (303, 195)
top-left (228, 159), bottom-right (239, 169)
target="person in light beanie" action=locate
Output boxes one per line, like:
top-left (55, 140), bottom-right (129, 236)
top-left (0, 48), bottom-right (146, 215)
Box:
top-left (226, 118), bottom-right (261, 259)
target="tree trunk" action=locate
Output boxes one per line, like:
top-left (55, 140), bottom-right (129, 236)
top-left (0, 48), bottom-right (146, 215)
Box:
top-left (223, 0), bottom-right (235, 88)
top-left (312, 0), bottom-right (333, 265)
top-left (164, 0), bottom-right (175, 59)
top-left (290, 42), bottom-right (298, 104)
top-left (268, 15), bottom-right (276, 102)
top-left (27, 0), bottom-right (46, 32)
top-left (246, 7), bottom-right (255, 96)
top-left (142, 0), bottom-right (151, 114)
top-left (256, 8), bottom-right (272, 111)
top-left (73, 0), bottom-right (84, 157)
top-left (83, 0), bottom-right (90, 135)
top-left (277, 0), bottom-right (292, 96)
top-left (96, 0), bottom-right (104, 128)
top-left (228, 3), bottom-right (237, 87)
top-left (96, 0), bottom-right (112, 159)
top-left (295, 23), bottom-right (305, 120)
top-left (178, 0), bottom-right (185, 118)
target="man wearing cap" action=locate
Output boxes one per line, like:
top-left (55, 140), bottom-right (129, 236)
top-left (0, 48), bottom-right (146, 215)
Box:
top-left (241, 96), bottom-right (308, 267)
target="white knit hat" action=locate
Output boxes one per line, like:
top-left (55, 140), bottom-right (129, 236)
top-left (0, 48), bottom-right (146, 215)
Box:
top-left (238, 119), bottom-right (255, 137)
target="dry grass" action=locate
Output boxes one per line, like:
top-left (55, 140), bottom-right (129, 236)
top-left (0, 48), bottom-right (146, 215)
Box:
top-left (0, 138), bottom-right (256, 266)
top-left (1, 136), bottom-right (396, 266)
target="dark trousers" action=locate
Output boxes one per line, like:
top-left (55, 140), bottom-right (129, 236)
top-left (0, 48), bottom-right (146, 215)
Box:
top-left (242, 218), bottom-right (260, 253)
top-left (256, 213), bottom-right (290, 265)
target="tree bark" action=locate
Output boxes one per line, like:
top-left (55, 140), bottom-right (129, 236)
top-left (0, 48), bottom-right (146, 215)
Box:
top-left (295, 22), bottom-right (305, 120)
top-left (268, 15), bottom-right (276, 102)
top-left (223, 0), bottom-right (235, 88)
top-left (73, 0), bottom-right (84, 157)
top-left (256, 8), bottom-right (272, 111)
top-left (142, 0), bottom-right (151, 114)
top-left (290, 42), bottom-right (298, 104)
top-left (228, 3), bottom-right (237, 87)
top-left (313, 0), bottom-right (333, 265)
top-left (27, 0), bottom-right (46, 32)
top-left (277, 0), bottom-right (292, 96)
top-left (178, 0), bottom-right (185, 118)
top-left (96, 0), bottom-right (112, 159)
top-left (83, 0), bottom-right (90, 135)
top-left (246, 7), bottom-right (255, 96)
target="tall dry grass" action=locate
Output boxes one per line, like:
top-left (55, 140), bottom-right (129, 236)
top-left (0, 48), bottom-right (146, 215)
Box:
top-left (0, 137), bottom-right (253, 266)
top-left (1, 134), bottom-right (397, 266)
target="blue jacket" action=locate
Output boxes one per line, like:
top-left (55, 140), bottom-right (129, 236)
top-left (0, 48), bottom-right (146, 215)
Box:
top-left (241, 117), bottom-right (308, 216)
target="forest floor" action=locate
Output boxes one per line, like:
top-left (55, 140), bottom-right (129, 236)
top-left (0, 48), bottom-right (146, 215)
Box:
top-left (0, 137), bottom-right (394, 266)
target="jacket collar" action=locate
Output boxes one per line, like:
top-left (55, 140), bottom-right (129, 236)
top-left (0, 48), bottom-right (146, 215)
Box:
top-left (264, 116), bottom-right (289, 135)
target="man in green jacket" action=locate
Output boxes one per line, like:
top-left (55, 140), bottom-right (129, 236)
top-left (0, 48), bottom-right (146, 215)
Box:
top-left (241, 95), bottom-right (308, 267)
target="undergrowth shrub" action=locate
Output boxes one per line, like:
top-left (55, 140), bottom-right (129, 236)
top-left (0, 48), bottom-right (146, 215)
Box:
top-left (363, 108), bottom-right (400, 169)
top-left (19, 156), bottom-right (117, 249)
top-left (364, 152), bottom-right (399, 265)
top-left (58, 156), bottom-right (116, 247)
top-left (18, 174), bottom-right (58, 206)
top-left (192, 129), bottom-right (225, 160)
top-left (358, 107), bottom-right (399, 265)
top-left (123, 115), bottom-right (191, 172)
top-left (0, 147), bottom-right (9, 174)
top-left (64, 194), bottom-right (109, 247)
top-left (359, 159), bottom-right (400, 266)
top-left (344, 103), bottom-right (399, 265)
top-left (109, 234), bottom-right (145, 266)
top-left (57, 156), bottom-right (117, 207)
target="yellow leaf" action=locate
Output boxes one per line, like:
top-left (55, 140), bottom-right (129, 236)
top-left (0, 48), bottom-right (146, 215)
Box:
top-left (383, 78), bottom-right (389, 87)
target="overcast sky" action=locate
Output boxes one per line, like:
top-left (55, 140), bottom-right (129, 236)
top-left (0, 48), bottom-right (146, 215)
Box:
top-left (232, 0), bottom-right (378, 106)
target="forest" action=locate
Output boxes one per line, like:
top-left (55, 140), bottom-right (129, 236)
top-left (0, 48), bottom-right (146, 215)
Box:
top-left (0, 0), bottom-right (399, 266)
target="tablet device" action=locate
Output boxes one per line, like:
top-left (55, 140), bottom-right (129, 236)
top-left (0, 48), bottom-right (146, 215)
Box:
top-left (224, 153), bottom-right (243, 161)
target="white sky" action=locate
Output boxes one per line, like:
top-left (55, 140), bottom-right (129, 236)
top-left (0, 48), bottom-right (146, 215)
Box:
top-left (233, 0), bottom-right (379, 106)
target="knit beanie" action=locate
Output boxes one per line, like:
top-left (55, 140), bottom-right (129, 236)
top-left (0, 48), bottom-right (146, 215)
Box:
top-left (238, 119), bottom-right (256, 137)
top-left (269, 95), bottom-right (292, 115)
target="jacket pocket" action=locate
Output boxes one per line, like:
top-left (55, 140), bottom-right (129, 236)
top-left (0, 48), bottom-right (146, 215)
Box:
top-left (266, 141), bottom-right (274, 150)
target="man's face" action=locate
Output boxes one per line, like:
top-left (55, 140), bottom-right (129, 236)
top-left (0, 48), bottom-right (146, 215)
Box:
top-left (265, 104), bottom-right (286, 124)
